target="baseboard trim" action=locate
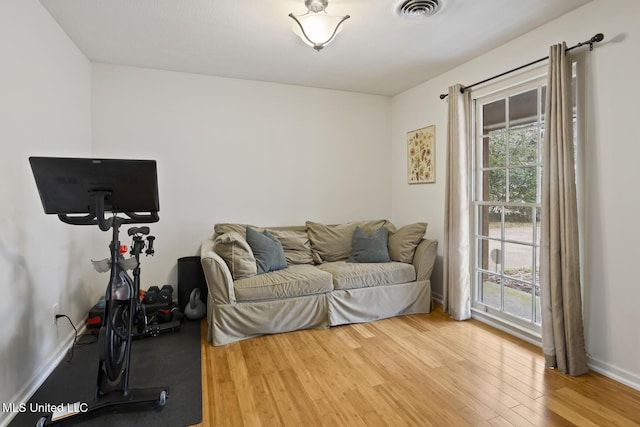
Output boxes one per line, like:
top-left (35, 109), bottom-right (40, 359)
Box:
top-left (433, 295), bottom-right (640, 391)
top-left (432, 293), bottom-right (443, 304)
top-left (468, 306), bottom-right (640, 392)
top-left (588, 355), bottom-right (640, 391)
top-left (1, 324), bottom-right (86, 427)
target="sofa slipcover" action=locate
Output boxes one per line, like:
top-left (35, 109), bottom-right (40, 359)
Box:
top-left (316, 260), bottom-right (416, 290)
top-left (234, 264), bottom-right (333, 302)
top-left (201, 222), bottom-right (437, 345)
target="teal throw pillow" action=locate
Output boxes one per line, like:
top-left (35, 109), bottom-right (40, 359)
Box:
top-left (246, 227), bottom-right (288, 274)
top-left (348, 226), bottom-right (391, 263)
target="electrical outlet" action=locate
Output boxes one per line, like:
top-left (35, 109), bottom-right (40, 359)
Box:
top-left (53, 303), bottom-right (59, 325)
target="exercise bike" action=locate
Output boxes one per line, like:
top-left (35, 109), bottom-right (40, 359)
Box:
top-left (29, 157), bottom-right (170, 426)
top-left (97, 226), bottom-right (179, 343)
top-left (95, 221), bottom-right (171, 401)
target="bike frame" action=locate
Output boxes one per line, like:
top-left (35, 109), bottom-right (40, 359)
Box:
top-left (30, 159), bottom-right (169, 426)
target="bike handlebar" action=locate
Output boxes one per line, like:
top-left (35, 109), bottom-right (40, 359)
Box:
top-left (56, 191), bottom-right (158, 231)
top-left (58, 212), bottom-right (159, 229)
top-left (128, 226), bottom-right (150, 236)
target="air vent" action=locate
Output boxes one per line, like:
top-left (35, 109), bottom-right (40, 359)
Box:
top-left (395, 0), bottom-right (442, 18)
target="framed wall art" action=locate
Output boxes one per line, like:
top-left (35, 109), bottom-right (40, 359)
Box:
top-left (407, 125), bottom-right (435, 184)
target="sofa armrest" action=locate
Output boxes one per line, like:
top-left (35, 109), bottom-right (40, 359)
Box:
top-left (200, 239), bottom-right (236, 304)
top-left (412, 238), bottom-right (438, 282)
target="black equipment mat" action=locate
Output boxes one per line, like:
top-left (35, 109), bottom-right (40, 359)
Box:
top-left (9, 320), bottom-right (202, 427)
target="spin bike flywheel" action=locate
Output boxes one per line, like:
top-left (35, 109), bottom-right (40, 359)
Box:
top-left (98, 273), bottom-right (134, 383)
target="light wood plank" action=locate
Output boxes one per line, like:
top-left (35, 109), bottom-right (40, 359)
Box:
top-left (194, 306), bottom-right (640, 426)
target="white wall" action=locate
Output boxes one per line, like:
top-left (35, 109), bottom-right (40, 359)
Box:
top-left (91, 64), bottom-right (392, 288)
top-left (0, 0), bottom-right (92, 423)
top-left (391, 0), bottom-right (640, 389)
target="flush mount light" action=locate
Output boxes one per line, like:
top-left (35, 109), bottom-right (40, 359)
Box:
top-left (289, 0), bottom-right (350, 51)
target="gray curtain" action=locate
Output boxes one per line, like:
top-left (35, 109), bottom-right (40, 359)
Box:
top-left (443, 84), bottom-right (471, 320)
top-left (540, 43), bottom-right (588, 376)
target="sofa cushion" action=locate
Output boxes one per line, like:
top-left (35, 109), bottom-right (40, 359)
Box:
top-left (215, 224), bottom-right (313, 266)
top-left (267, 229), bottom-right (314, 265)
top-left (233, 264), bottom-right (334, 302)
top-left (214, 232), bottom-right (257, 280)
top-left (246, 227), bottom-right (288, 274)
top-left (214, 223), bottom-right (263, 239)
top-left (348, 226), bottom-right (391, 263)
top-left (317, 261), bottom-right (416, 290)
top-left (388, 222), bottom-right (428, 263)
top-left (306, 219), bottom-right (389, 263)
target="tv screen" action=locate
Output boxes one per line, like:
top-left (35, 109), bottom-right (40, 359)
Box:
top-left (29, 157), bottom-right (160, 215)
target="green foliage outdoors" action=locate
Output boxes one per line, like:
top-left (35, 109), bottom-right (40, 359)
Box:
top-left (485, 124), bottom-right (541, 222)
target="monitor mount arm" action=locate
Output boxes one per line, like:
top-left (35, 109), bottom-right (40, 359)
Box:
top-left (57, 191), bottom-right (159, 231)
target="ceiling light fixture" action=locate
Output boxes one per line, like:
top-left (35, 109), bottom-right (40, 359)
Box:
top-left (289, 0), bottom-right (350, 51)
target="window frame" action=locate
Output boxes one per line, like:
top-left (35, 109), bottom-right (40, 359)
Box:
top-left (468, 59), bottom-right (585, 347)
top-left (469, 67), bottom-right (549, 345)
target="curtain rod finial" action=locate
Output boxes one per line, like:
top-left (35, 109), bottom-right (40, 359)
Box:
top-left (588, 33), bottom-right (604, 51)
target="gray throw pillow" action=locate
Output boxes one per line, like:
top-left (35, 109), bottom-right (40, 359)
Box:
top-left (306, 219), bottom-right (389, 263)
top-left (246, 227), bottom-right (288, 274)
top-left (348, 226), bottom-right (391, 263)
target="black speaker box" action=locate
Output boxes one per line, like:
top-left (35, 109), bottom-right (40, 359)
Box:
top-left (177, 256), bottom-right (207, 311)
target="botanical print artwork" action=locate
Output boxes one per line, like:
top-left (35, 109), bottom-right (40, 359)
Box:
top-left (407, 125), bottom-right (435, 184)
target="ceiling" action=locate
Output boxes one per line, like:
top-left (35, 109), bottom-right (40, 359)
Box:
top-left (39, 0), bottom-right (592, 96)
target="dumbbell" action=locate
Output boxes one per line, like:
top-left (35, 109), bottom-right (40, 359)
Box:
top-left (159, 284), bottom-right (173, 304)
top-left (143, 286), bottom-right (160, 304)
top-left (146, 236), bottom-right (155, 256)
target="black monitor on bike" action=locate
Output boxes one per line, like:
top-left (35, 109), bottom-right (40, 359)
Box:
top-left (29, 157), bottom-right (160, 228)
top-left (30, 157), bottom-right (159, 214)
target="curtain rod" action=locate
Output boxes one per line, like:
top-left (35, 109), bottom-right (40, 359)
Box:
top-left (438, 33), bottom-right (604, 100)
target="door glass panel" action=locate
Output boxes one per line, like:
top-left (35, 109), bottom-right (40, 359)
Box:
top-left (478, 238), bottom-right (502, 274)
top-left (504, 208), bottom-right (534, 244)
top-left (483, 99), bottom-right (506, 132)
top-left (483, 169), bottom-right (506, 202)
top-left (509, 89), bottom-right (538, 127)
top-left (503, 242), bottom-right (532, 276)
top-left (504, 280), bottom-right (533, 321)
top-left (508, 167), bottom-right (537, 203)
top-left (485, 130), bottom-right (506, 167)
top-left (508, 125), bottom-right (538, 166)
top-left (535, 285), bottom-right (541, 324)
top-left (479, 272), bottom-right (500, 309)
top-left (478, 205), bottom-right (501, 238)
top-left (503, 242), bottom-right (534, 321)
top-left (535, 207), bottom-right (541, 246)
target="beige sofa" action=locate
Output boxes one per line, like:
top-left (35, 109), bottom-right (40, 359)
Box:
top-left (200, 220), bottom-right (437, 346)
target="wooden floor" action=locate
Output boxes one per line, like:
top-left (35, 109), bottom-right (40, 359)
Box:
top-left (193, 306), bottom-right (640, 426)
